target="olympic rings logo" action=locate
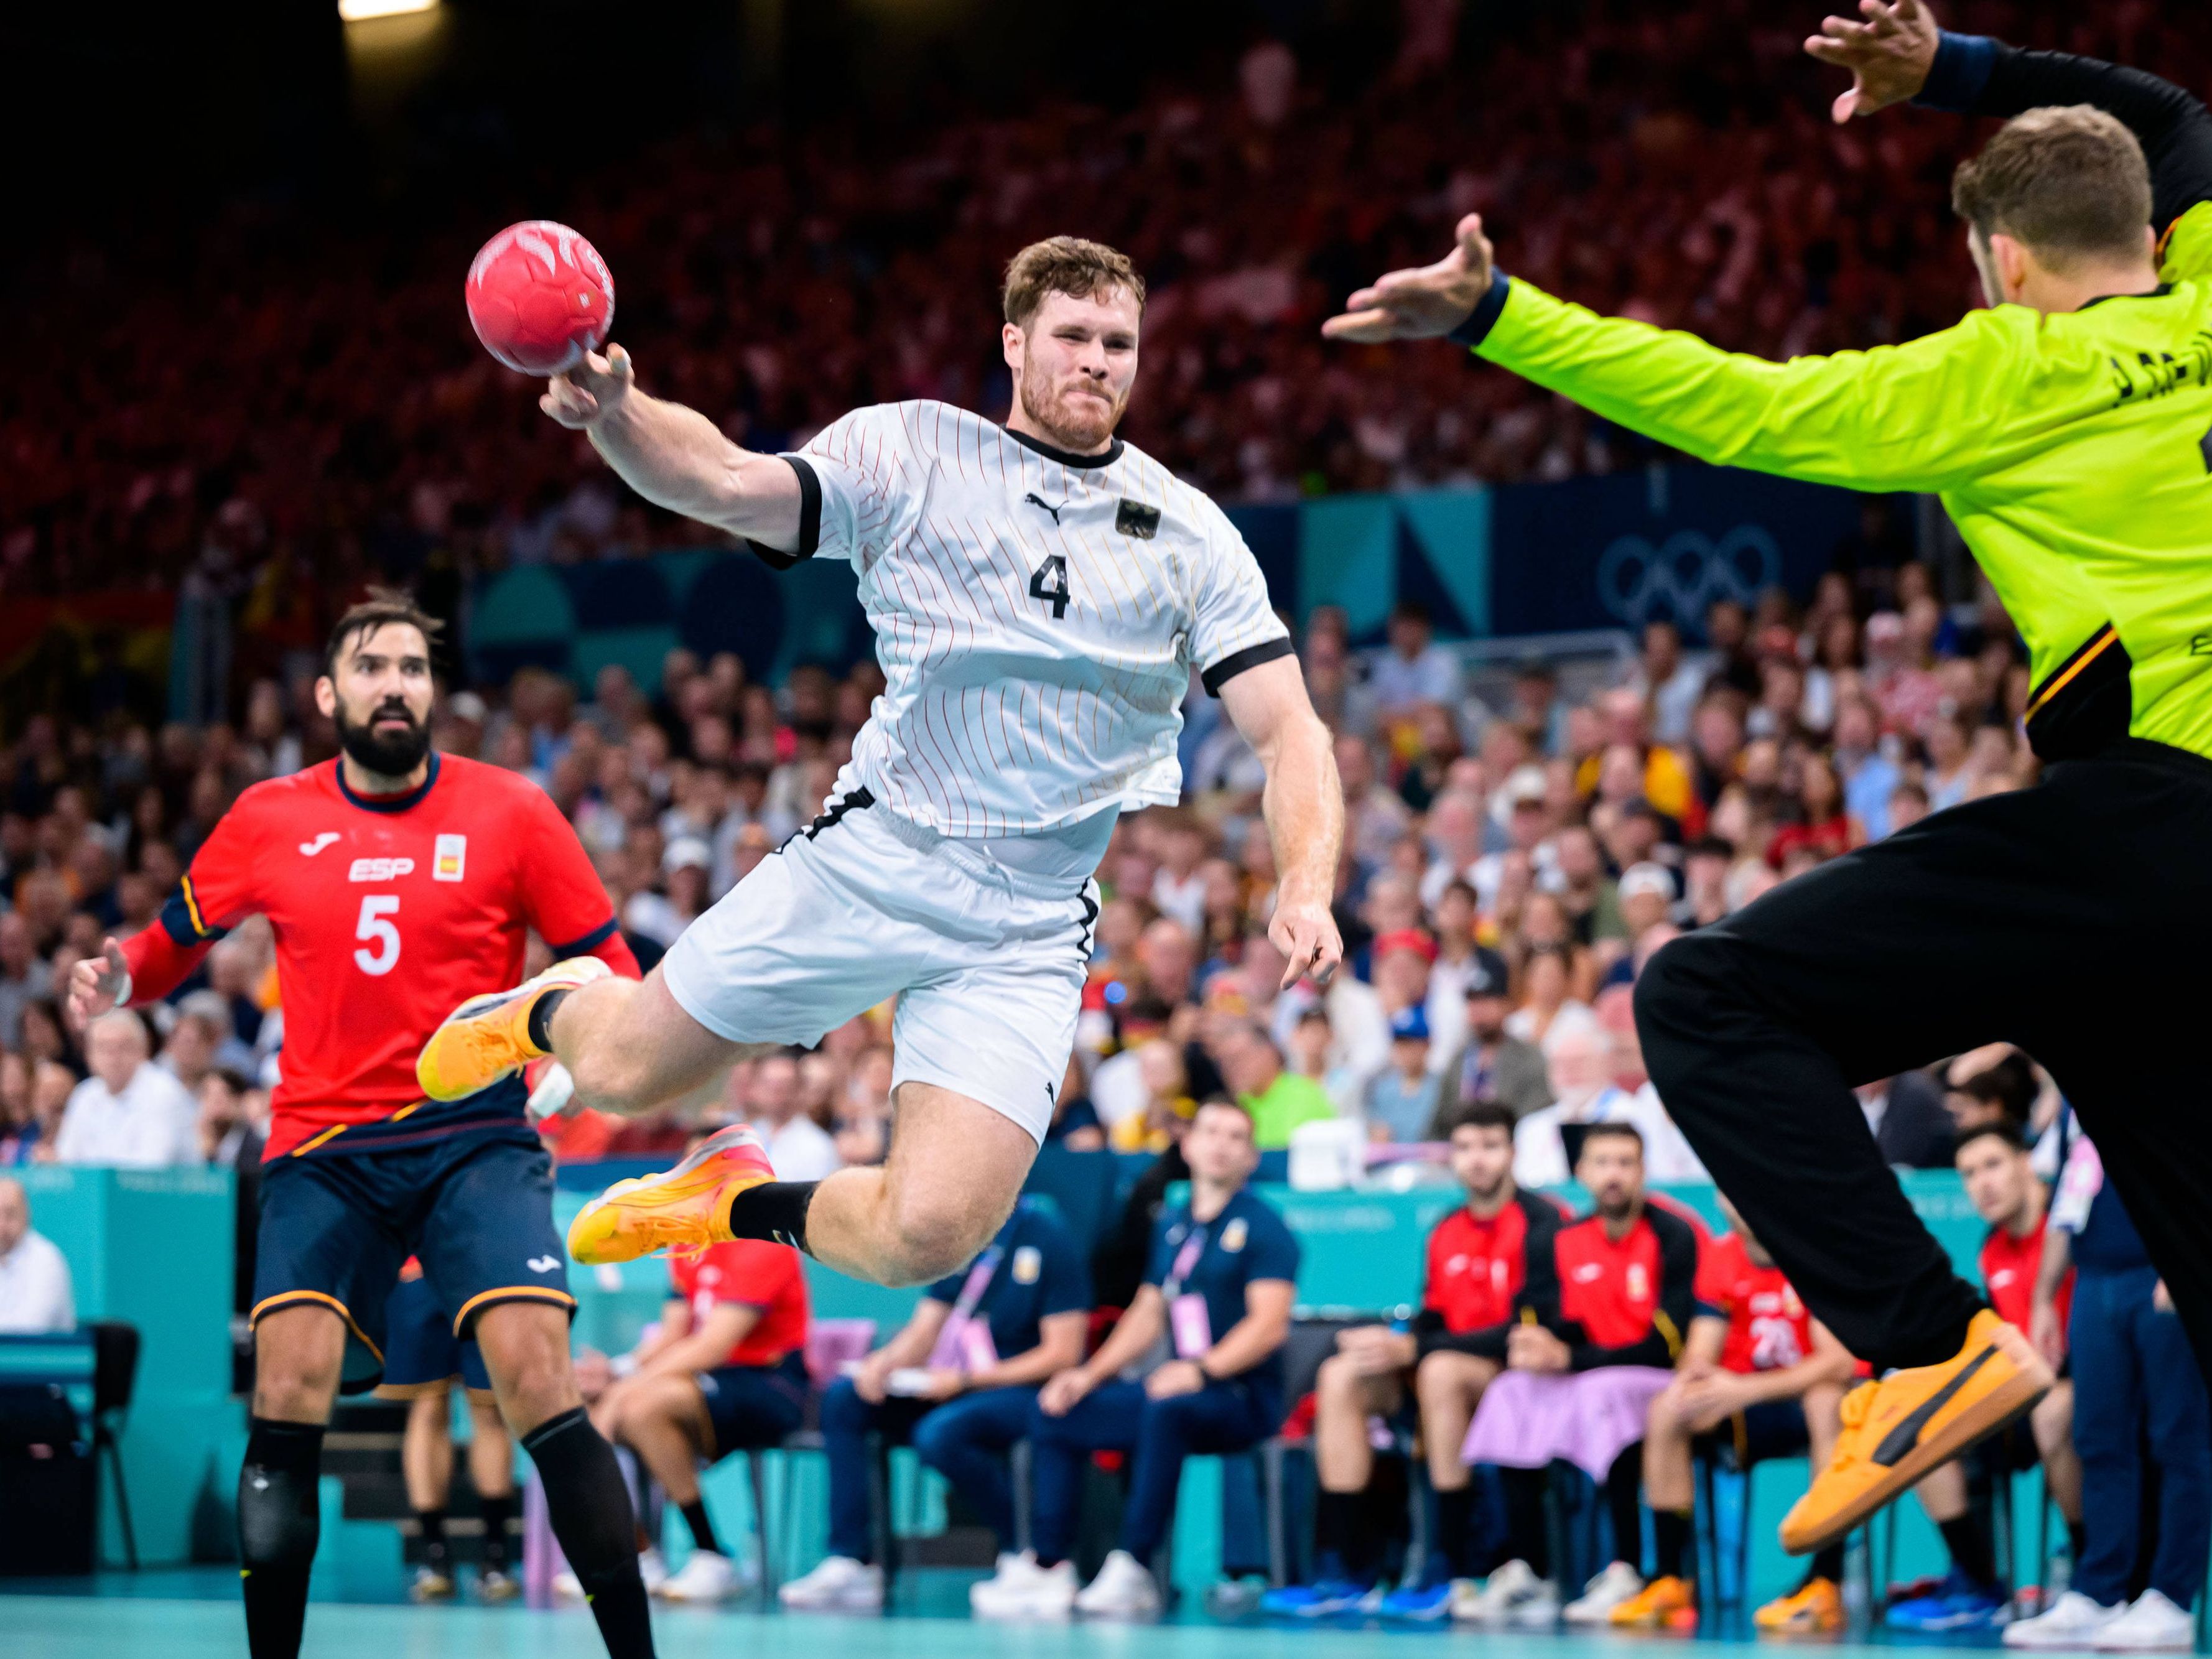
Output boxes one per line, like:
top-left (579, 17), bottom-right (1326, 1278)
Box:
top-left (1592, 526), bottom-right (1782, 626)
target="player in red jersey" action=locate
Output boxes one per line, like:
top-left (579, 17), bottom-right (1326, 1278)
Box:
top-left (68, 594), bottom-right (658, 1659)
top-left (1615, 1196), bottom-right (1854, 1632)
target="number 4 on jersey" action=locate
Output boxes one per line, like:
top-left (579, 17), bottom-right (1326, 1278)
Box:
top-left (1028, 553), bottom-right (1070, 620)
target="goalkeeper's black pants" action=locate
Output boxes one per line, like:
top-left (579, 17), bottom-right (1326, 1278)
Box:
top-left (1637, 738), bottom-right (2212, 1379)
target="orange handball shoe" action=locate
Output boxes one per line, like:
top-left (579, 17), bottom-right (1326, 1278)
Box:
top-left (1754, 1576), bottom-right (1844, 1633)
top-left (567, 1126), bottom-right (776, 1266)
top-left (1780, 1309), bottom-right (2052, 1554)
top-left (416, 955), bottom-right (611, 1103)
top-left (1610, 1576), bottom-right (1696, 1629)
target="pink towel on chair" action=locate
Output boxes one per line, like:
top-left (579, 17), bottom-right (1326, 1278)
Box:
top-left (1459, 1366), bottom-right (1674, 1480)
top-left (805, 1319), bottom-right (878, 1390)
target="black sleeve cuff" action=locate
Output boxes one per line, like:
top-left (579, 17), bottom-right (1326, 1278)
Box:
top-left (1446, 268), bottom-right (1515, 350)
top-left (1201, 636), bottom-right (1296, 697)
top-left (547, 917), bottom-right (620, 957)
top-left (1912, 32), bottom-right (1998, 112)
top-left (743, 453), bottom-right (822, 570)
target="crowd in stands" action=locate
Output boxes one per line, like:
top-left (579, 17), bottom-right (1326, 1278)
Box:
top-left (13, 2), bottom-right (2212, 602)
top-left (1, 541), bottom-right (2206, 1638)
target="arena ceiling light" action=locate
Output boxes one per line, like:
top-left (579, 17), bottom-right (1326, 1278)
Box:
top-left (339, 0), bottom-right (438, 20)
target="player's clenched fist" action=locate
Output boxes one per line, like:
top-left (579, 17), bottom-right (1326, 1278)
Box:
top-left (66, 939), bottom-right (132, 1032)
top-left (1270, 896), bottom-right (1344, 989)
top-left (541, 343), bottom-right (636, 429)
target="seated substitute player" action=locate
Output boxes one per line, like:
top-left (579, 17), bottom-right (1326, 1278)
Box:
top-left (974, 1099), bottom-right (1297, 1620)
top-left (1262, 1102), bottom-right (1566, 1622)
top-left (376, 1258), bottom-right (519, 1603)
top-left (779, 1194), bottom-right (1090, 1611)
top-left (1457, 1123), bottom-right (1703, 1629)
top-left (1888, 1121), bottom-right (2080, 1632)
top-left (417, 236), bottom-right (1345, 1296)
top-left (1325, 0), bottom-right (2212, 1549)
top-left (67, 595), bottom-right (656, 1659)
top-left (1609, 1197), bottom-right (1854, 1633)
top-left (572, 1201), bottom-right (811, 1606)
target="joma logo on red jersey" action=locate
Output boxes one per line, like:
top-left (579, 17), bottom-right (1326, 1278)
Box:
top-left (348, 857), bottom-right (416, 883)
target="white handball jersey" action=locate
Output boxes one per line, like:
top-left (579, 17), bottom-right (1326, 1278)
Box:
top-left (752, 400), bottom-right (1293, 837)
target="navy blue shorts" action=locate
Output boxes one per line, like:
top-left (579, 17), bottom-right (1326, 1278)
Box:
top-left (1706, 1396), bottom-right (1813, 1466)
top-left (695, 1352), bottom-right (809, 1457)
top-left (251, 1127), bottom-right (571, 1393)
top-left (376, 1268), bottom-right (493, 1400)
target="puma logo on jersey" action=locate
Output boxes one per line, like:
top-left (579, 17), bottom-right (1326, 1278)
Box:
top-left (299, 833), bottom-right (340, 857)
top-left (348, 857), bottom-right (416, 883)
top-left (1024, 491), bottom-right (1067, 525)
top-left (527, 1255), bottom-right (561, 1273)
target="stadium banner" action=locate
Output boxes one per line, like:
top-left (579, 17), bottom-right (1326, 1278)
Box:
top-left (466, 466), bottom-right (1876, 692)
top-left (1487, 464), bottom-right (1874, 637)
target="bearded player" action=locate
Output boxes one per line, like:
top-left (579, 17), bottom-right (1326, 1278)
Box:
top-left (417, 235), bottom-right (1344, 1290)
top-left (68, 594), bottom-right (658, 1659)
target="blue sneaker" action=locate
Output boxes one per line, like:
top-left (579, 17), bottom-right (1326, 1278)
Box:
top-left (1261, 1579), bottom-right (1374, 1619)
top-left (1378, 1582), bottom-right (1456, 1622)
top-left (1885, 1569), bottom-right (2011, 1632)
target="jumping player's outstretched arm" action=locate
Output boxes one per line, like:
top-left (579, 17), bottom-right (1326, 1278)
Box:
top-left (541, 344), bottom-right (808, 554)
top-left (1218, 654), bottom-right (1345, 988)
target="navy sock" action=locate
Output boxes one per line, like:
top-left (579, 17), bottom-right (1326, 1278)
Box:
top-left (680, 1499), bottom-right (720, 1555)
top-left (416, 1507), bottom-right (449, 1572)
top-left (478, 1492), bottom-right (515, 1571)
top-left (526, 987), bottom-right (569, 1053)
top-left (1939, 1513), bottom-right (1997, 1588)
top-left (522, 1407), bottom-right (654, 1657)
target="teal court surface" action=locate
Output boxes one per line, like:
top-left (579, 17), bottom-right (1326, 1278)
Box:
top-left (6, 1571), bottom-right (1979, 1659)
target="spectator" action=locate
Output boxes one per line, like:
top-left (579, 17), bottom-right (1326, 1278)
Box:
top-left (1368, 602), bottom-right (1463, 713)
top-left (1264, 1103), bottom-right (1565, 1620)
top-left (790, 1196), bottom-right (1090, 1612)
top-left (574, 1215), bottom-right (812, 1605)
top-left (1514, 1021), bottom-right (1704, 1187)
top-left (54, 1009), bottom-right (198, 1168)
top-left (0, 1175), bottom-right (74, 1333)
top-left (199, 1066), bottom-right (266, 1327)
top-left (737, 1050), bottom-right (839, 1181)
top-left (1211, 1019), bottom-right (1336, 1149)
top-left (981, 1100), bottom-right (1295, 1619)
top-left (2005, 1135), bottom-right (2210, 1652)
top-left (1625, 621), bottom-right (1708, 749)
top-left (0, 911), bottom-right (50, 1048)
top-left (1859, 1069), bottom-right (1958, 1170)
top-left (1438, 947), bottom-right (1551, 1128)
top-left (1364, 1005), bottom-right (1441, 1143)
top-left (1615, 1195), bottom-right (1853, 1631)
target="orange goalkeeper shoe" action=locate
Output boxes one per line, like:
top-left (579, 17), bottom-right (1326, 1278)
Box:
top-left (1754, 1576), bottom-right (1844, 1633)
top-left (1780, 1308), bottom-right (2052, 1554)
top-left (416, 955), bottom-right (610, 1103)
top-left (1610, 1576), bottom-right (1696, 1629)
top-left (566, 1126), bottom-right (776, 1265)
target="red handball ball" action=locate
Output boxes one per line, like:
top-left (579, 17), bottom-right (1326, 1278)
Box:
top-left (465, 220), bottom-right (615, 376)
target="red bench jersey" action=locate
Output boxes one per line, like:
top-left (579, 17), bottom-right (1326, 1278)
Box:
top-left (1696, 1232), bottom-right (1814, 1375)
top-left (157, 755), bottom-right (621, 1157)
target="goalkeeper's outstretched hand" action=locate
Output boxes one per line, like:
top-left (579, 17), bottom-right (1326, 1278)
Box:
top-left (1322, 213), bottom-right (1495, 345)
top-left (1805, 0), bottom-right (1940, 123)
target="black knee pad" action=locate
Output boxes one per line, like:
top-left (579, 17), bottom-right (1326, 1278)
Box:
top-left (238, 1418), bottom-right (325, 1569)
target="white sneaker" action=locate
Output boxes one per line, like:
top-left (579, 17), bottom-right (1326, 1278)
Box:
top-left (659, 1548), bottom-right (745, 1604)
top-left (1074, 1550), bottom-right (1164, 1620)
top-left (1461, 1558), bottom-right (1562, 1627)
top-left (2006, 1591), bottom-right (2127, 1649)
top-left (2094, 1591), bottom-right (2195, 1652)
top-left (555, 1547), bottom-right (667, 1601)
top-left (1564, 1560), bottom-right (1646, 1625)
top-left (972, 1556), bottom-right (1076, 1618)
top-left (1447, 1578), bottom-right (1487, 1621)
top-left (779, 1554), bottom-right (886, 1611)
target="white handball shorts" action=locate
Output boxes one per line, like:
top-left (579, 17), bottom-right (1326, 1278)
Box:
top-left (659, 789), bottom-right (1100, 1143)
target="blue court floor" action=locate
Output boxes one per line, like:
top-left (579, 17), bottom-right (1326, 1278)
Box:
top-left (4, 1568), bottom-right (1992, 1659)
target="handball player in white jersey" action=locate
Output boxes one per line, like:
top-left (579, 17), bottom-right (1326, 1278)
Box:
top-left (418, 236), bottom-right (1345, 1286)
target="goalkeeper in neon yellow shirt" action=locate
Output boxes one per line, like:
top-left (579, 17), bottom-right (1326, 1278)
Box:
top-left (1327, 0), bottom-right (2212, 1554)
